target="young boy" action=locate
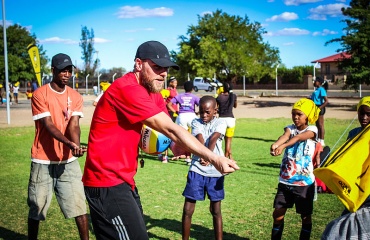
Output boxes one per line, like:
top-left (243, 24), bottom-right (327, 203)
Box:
top-left (167, 81), bottom-right (200, 163)
top-left (270, 98), bottom-right (321, 240)
top-left (322, 96), bottom-right (370, 239)
top-left (182, 96), bottom-right (227, 240)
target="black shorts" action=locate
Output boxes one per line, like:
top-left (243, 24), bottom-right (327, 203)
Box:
top-left (317, 105), bottom-right (326, 115)
top-left (85, 183), bottom-right (149, 240)
top-left (273, 183), bottom-right (315, 215)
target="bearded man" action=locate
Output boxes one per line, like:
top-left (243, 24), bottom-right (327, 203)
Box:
top-left (82, 41), bottom-right (239, 240)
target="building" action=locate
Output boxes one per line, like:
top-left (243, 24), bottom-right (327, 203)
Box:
top-left (311, 52), bottom-right (351, 84)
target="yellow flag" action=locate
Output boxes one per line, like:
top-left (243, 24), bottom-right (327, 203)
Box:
top-left (27, 44), bottom-right (41, 87)
top-left (314, 124), bottom-right (370, 212)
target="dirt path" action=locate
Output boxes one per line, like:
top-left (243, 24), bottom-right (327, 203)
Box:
top-left (0, 95), bottom-right (359, 128)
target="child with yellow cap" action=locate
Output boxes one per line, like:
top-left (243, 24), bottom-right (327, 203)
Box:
top-left (321, 96), bottom-right (370, 239)
top-left (270, 98), bottom-right (320, 240)
top-left (93, 82), bottom-right (111, 107)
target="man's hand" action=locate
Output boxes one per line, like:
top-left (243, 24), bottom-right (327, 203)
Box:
top-left (68, 141), bottom-right (87, 157)
top-left (212, 156), bottom-right (239, 175)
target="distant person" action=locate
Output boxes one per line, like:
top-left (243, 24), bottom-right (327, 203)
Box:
top-left (321, 96), bottom-right (370, 239)
top-left (182, 96), bottom-right (227, 240)
top-left (31, 80), bottom-right (38, 92)
top-left (82, 41), bottom-right (239, 240)
top-left (8, 83), bottom-right (13, 104)
top-left (216, 82), bottom-right (237, 159)
top-left (270, 98), bottom-right (320, 240)
top-left (166, 76), bottom-right (179, 122)
top-left (159, 88), bottom-right (171, 163)
top-left (167, 81), bottom-right (200, 163)
top-left (93, 82), bottom-right (110, 107)
top-left (0, 83), bottom-right (3, 105)
top-left (93, 85), bottom-right (98, 96)
top-left (27, 53), bottom-right (89, 240)
top-left (311, 76), bottom-right (328, 146)
top-left (13, 82), bottom-right (19, 104)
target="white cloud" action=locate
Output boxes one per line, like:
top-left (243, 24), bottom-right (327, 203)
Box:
top-left (0, 20), bottom-right (13, 27)
top-left (308, 3), bottom-right (347, 20)
top-left (283, 42), bottom-right (295, 46)
top-left (94, 38), bottom-right (111, 43)
top-left (266, 12), bottom-right (298, 22)
top-left (284, 0), bottom-right (323, 6)
top-left (265, 28), bottom-right (310, 36)
top-left (201, 11), bottom-right (213, 16)
top-left (312, 29), bottom-right (338, 36)
top-left (39, 37), bottom-right (78, 44)
top-left (116, 6), bottom-right (173, 19)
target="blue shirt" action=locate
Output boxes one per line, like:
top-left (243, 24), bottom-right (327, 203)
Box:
top-left (311, 87), bottom-right (327, 105)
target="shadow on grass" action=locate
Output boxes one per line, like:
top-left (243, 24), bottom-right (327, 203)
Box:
top-left (0, 226), bottom-right (27, 240)
top-left (234, 136), bottom-right (276, 142)
top-left (253, 162), bottom-right (280, 169)
top-left (245, 100), bottom-right (293, 108)
top-left (242, 100), bottom-right (356, 111)
top-left (145, 215), bottom-right (249, 240)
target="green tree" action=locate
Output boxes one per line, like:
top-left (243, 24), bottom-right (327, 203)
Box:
top-left (79, 26), bottom-right (98, 78)
top-left (173, 10), bottom-right (280, 83)
top-left (0, 24), bottom-right (48, 84)
top-left (99, 67), bottom-right (126, 82)
top-left (326, 0), bottom-right (370, 89)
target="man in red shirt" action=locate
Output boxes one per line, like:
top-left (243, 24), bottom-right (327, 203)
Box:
top-left (28, 53), bottom-right (89, 240)
top-left (82, 41), bottom-right (239, 240)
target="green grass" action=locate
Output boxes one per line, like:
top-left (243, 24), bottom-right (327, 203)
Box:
top-left (0, 118), bottom-right (357, 239)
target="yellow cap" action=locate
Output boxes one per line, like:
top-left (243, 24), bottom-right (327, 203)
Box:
top-left (292, 98), bottom-right (321, 124)
top-left (357, 96), bottom-right (370, 111)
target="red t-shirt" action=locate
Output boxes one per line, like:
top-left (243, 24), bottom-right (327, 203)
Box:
top-left (82, 72), bottom-right (168, 188)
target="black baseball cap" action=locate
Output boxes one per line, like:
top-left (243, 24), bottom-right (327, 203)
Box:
top-left (135, 41), bottom-right (179, 70)
top-left (52, 53), bottom-right (75, 70)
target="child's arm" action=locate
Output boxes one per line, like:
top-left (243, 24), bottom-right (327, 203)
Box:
top-left (207, 132), bottom-right (221, 152)
top-left (197, 132), bottom-right (221, 166)
top-left (166, 101), bottom-right (177, 115)
top-left (195, 133), bottom-right (209, 166)
top-left (195, 133), bottom-right (205, 145)
top-left (271, 128), bottom-right (290, 155)
top-left (273, 130), bottom-right (315, 156)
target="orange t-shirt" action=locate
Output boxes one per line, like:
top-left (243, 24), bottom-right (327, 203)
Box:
top-left (31, 84), bottom-right (84, 164)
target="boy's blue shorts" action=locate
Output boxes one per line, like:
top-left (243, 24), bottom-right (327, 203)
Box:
top-left (182, 171), bottom-right (224, 201)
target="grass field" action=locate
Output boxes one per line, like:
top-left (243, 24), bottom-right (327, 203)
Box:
top-left (0, 118), bottom-right (356, 240)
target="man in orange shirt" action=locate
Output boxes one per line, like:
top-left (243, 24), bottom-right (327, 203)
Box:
top-left (27, 53), bottom-right (89, 240)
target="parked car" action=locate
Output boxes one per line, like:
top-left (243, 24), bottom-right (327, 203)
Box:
top-left (193, 77), bottom-right (222, 92)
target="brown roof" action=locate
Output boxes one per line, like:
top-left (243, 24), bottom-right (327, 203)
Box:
top-left (311, 52), bottom-right (351, 63)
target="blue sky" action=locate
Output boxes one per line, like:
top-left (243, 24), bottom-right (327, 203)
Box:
top-left (2, 0), bottom-right (348, 72)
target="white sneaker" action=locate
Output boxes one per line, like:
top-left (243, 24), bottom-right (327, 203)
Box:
top-left (185, 158), bottom-right (191, 163)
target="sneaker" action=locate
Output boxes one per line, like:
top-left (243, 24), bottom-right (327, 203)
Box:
top-left (185, 158), bottom-right (191, 163)
top-left (162, 156), bottom-right (168, 163)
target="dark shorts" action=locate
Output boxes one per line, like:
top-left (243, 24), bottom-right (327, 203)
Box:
top-left (317, 105), bottom-right (326, 115)
top-left (84, 183), bottom-right (149, 240)
top-left (273, 182), bottom-right (315, 215)
top-left (182, 171), bottom-right (225, 201)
